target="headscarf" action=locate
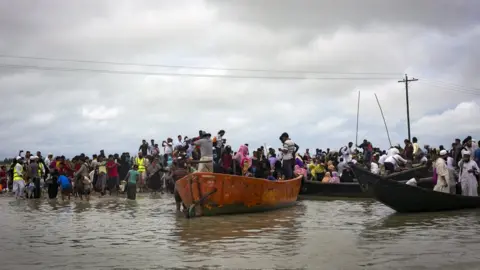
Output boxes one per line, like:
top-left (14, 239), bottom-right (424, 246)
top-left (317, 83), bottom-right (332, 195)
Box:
top-left (329, 171), bottom-right (340, 183)
top-left (294, 165), bottom-right (307, 179)
top-left (322, 172), bottom-right (331, 183)
top-left (234, 145), bottom-right (251, 169)
top-left (295, 154), bottom-right (304, 168)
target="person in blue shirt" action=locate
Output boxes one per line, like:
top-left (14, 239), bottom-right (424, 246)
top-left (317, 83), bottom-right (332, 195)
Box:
top-left (57, 173), bottom-right (72, 201)
top-left (474, 147), bottom-right (480, 167)
top-left (124, 165), bottom-right (139, 200)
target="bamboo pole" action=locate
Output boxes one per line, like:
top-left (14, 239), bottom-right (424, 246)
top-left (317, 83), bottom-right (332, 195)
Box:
top-left (374, 93), bottom-right (392, 147)
top-left (355, 91), bottom-right (361, 147)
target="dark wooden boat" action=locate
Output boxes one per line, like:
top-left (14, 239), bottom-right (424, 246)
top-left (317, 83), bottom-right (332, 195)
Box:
top-left (300, 180), bottom-right (372, 198)
top-left (351, 164), bottom-right (433, 193)
top-left (299, 165), bottom-right (431, 199)
top-left (175, 172), bottom-right (302, 218)
top-left (385, 164), bottom-right (432, 181)
top-left (350, 164), bottom-right (480, 213)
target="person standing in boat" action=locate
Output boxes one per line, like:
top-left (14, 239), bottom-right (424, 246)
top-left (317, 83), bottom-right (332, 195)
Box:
top-left (214, 130), bottom-right (226, 164)
top-left (458, 150), bottom-right (479, 196)
top-left (412, 137), bottom-right (422, 162)
top-left (278, 132), bottom-right (297, 180)
top-left (403, 139), bottom-right (414, 161)
top-left (433, 150), bottom-right (450, 194)
top-left (339, 142), bottom-right (354, 163)
top-left (194, 131), bottom-right (214, 172)
top-left (337, 157), bottom-right (347, 176)
top-left (357, 139), bottom-right (373, 164)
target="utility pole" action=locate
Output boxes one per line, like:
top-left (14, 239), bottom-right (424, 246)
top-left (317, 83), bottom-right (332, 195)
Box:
top-left (398, 74), bottom-right (418, 142)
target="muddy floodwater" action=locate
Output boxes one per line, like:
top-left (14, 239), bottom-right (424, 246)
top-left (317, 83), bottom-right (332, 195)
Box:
top-left (2, 195), bottom-right (480, 270)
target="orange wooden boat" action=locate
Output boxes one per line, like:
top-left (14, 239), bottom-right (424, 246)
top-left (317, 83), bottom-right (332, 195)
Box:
top-left (175, 172), bottom-right (302, 218)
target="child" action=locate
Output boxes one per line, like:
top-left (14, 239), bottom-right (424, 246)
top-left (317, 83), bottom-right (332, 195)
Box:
top-left (26, 181), bottom-right (35, 198)
top-left (57, 173), bottom-right (72, 201)
top-left (119, 180), bottom-right (126, 194)
top-left (82, 176), bottom-right (92, 200)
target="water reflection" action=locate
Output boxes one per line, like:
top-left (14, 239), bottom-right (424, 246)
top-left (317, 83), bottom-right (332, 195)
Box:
top-left (2, 196), bottom-right (480, 269)
top-left (358, 210), bottom-right (480, 269)
top-left (174, 205), bottom-right (304, 258)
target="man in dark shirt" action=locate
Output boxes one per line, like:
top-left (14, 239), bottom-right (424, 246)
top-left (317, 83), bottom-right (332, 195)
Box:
top-left (139, 139), bottom-right (149, 156)
top-left (404, 139), bottom-right (414, 161)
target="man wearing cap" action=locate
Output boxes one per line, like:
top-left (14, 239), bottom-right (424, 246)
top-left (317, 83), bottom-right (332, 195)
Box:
top-left (194, 131), bottom-right (213, 172)
top-left (13, 157), bottom-right (25, 199)
top-left (279, 132), bottom-right (296, 180)
top-left (458, 150), bottom-right (479, 196)
top-left (433, 150), bottom-right (451, 194)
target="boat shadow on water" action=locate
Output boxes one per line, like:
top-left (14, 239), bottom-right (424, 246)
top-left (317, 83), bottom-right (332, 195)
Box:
top-left (360, 209), bottom-right (480, 241)
top-left (172, 204), bottom-right (306, 256)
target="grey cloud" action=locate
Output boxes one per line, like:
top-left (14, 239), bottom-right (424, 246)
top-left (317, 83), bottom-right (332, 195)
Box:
top-left (0, 0), bottom-right (479, 158)
top-left (209, 0), bottom-right (480, 33)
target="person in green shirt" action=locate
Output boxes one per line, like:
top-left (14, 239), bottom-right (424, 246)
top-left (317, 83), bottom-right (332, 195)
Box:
top-left (124, 165), bottom-right (139, 200)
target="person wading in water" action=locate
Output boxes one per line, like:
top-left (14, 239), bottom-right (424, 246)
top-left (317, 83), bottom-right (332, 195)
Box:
top-left (171, 153), bottom-right (189, 211)
top-left (124, 164), bottom-right (139, 200)
top-left (135, 152), bottom-right (147, 192)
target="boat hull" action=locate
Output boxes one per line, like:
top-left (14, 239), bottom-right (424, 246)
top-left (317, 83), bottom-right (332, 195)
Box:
top-left (352, 164), bottom-right (433, 194)
top-left (351, 164), bottom-right (480, 213)
top-left (299, 180), bottom-right (372, 198)
top-left (175, 173), bottom-right (302, 217)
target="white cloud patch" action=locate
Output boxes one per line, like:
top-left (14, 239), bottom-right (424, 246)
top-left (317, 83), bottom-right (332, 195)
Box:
top-left (81, 106), bottom-right (120, 121)
top-left (412, 102), bottom-right (480, 137)
top-left (312, 117), bottom-right (348, 133)
top-left (29, 112), bottom-right (56, 125)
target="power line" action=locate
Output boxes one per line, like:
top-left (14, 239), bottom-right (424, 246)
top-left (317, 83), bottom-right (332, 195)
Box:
top-left (419, 81), bottom-right (480, 96)
top-left (422, 78), bottom-right (480, 92)
top-left (0, 54), bottom-right (401, 76)
top-left (0, 63), bottom-right (399, 80)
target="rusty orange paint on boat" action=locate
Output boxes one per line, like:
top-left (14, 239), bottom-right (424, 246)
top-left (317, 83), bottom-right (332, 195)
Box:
top-left (175, 172), bottom-right (302, 217)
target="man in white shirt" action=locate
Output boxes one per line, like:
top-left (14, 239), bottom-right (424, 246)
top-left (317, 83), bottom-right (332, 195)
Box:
top-left (387, 147), bottom-right (399, 157)
top-left (164, 138), bottom-right (173, 156)
top-left (384, 153), bottom-right (407, 174)
top-left (339, 142), bottom-right (354, 162)
top-left (370, 161), bottom-right (380, 175)
top-left (44, 153), bottom-right (53, 168)
top-left (378, 152), bottom-right (388, 165)
top-left (337, 158), bottom-right (347, 176)
top-left (279, 132), bottom-right (297, 179)
top-left (174, 135), bottom-right (184, 149)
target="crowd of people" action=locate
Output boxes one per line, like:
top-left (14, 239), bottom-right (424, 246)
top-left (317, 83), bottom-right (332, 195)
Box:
top-left (1, 130), bottom-right (480, 203)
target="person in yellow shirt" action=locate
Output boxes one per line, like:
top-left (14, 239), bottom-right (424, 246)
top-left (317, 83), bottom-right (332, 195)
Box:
top-left (95, 156), bottom-right (107, 195)
top-left (412, 137), bottom-right (421, 162)
top-left (135, 152), bottom-right (147, 192)
top-left (307, 159), bottom-right (325, 181)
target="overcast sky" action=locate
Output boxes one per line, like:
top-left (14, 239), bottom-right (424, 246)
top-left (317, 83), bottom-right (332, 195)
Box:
top-left (1, 0), bottom-right (479, 158)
